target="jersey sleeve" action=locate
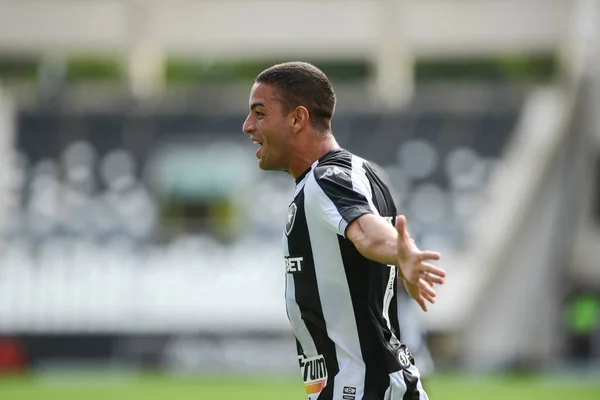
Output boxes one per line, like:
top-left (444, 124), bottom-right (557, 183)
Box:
top-left (305, 165), bottom-right (378, 237)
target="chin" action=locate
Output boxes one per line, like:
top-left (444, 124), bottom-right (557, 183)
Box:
top-left (258, 158), bottom-right (281, 172)
top-left (257, 158), bottom-right (270, 171)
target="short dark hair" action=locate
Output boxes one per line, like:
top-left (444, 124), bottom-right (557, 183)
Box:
top-left (256, 62), bottom-right (336, 132)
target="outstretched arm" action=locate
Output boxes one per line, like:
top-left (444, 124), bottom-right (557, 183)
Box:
top-left (302, 164), bottom-right (446, 311)
top-left (346, 214), bottom-right (446, 311)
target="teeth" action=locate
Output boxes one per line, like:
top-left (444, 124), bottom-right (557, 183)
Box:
top-left (253, 141), bottom-right (261, 145)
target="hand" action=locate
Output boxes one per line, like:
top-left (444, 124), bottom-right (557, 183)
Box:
top-left (403, 279), bottom-right (436, 312)
top-left (395, 215), bottom-right (446, 310)
top-left (403, 237), bottom-right (438, 312)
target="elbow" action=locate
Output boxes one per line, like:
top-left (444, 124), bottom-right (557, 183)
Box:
top-left (346, 216), bottom-right (389, 260)
top-left (352, 236), bottom-right (369, 257)
top-left (353, 235), bottom-right (380, 259)
top-left (347, 228), bottom-right (369, 255)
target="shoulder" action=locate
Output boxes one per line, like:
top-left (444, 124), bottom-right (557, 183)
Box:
top-left (306, 149), bottom-right (377, 194)
top-left (312, 149), bottom-right (355, 181)
top-left (302, 155), bottom-right (351, 203)
top-left (311, 163), bottom-right (353, 193)
top-left (313, 164), bottom-right (350, 181)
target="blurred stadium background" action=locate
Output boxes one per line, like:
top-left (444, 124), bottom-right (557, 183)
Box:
top-left (0, 0), bottom-right (599, 399)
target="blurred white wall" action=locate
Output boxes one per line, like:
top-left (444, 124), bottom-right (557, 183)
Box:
top-left (0, 0), bottom-right (575, 105)
top-left (0, 0), bottom-right (572, 58)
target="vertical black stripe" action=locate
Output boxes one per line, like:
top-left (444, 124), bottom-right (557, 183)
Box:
top-left (363, 162), bottom-right (403, 342)
top-left (363, 161), bottom-right (425, 399)
top-left (288, 190), bottom-right (339, 399)
top-left (334, 159), bottom-right (404, 398)
top-left (402, 368), bottom-right (420, 400)
top-left (389, 284), bottom-right (402, 342)
top-left (338, 237), bottom-right (398, 399)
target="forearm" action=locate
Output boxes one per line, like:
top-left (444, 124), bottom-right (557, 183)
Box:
top-left (355, 233), bottom-right (408, 280)
top-left (348, 215), bottom-right (401, 266)
top-left (347, 214), bottom-right (413, 280)
top-left (354, 230), bottom-right (398, 266)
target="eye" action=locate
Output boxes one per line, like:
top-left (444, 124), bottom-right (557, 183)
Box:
top-left (254, 111), bottom-right (264, 118)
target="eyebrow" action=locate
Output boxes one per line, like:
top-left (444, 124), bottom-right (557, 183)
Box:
top-left (250, 102), bottom-right (265, 111)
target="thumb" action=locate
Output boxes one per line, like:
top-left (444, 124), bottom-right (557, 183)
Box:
top-left (395, 215), bottom-right (406, 236)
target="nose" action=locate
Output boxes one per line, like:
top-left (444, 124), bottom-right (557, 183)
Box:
top-left (243, 115), bottom-right (255, 135)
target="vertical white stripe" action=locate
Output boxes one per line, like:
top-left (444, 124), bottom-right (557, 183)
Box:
top-left (294, 168), bottom-right (312, 197)
top-left (305, 174), bottom-right (366, 400)
top-left (385, 370), bottom-right (407, 400)
top-left (351, 156), bottom-right (379, 215)
top-left (283, 209), bottom-right (318, 358)
top-left (382, 267), bottom-right (401, 347)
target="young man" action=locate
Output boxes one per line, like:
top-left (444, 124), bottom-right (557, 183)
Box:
top-left (242, 62), bottom-right (446, 400)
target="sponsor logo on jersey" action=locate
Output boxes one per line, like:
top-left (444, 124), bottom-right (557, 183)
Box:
top-left (298, 354), bottom-right (328, 398)
top-left (285, 256), bottom-right (304, 274)
top-left (321, 166), bottom-right (343, 178)
top-left (343, 387), bottom-right (357, 395)
top-left (285, 202), bottom-right (297, 236)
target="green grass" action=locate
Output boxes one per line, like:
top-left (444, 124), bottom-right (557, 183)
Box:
top-left (1, 372), bottom-right (599, 400)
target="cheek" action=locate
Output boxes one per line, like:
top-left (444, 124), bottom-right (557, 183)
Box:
top-left (260, 119), bottom-right (288, 153)
top-left (257, 120), bottom-right (271, 138)
top-left (259, 122), bottom-right (276, 144)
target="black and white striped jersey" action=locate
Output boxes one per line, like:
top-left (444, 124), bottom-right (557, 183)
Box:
top-left (283, 149), bottom-right (427, 400)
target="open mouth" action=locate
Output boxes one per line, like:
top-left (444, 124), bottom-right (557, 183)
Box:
top-left (252, 139), bottom-right (263, 157)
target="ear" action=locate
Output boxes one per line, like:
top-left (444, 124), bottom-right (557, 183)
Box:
top-left (290, 106), bottom-right (310, 133)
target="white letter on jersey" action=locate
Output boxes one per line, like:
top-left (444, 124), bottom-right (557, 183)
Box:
top-left (298, 354), bottom-right (328, 399)
top-left (285, 257), bottom-right (304, 273)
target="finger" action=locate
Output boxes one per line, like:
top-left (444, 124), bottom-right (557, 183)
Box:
top-left (418, 261), bottom-right (445, 276)
top-left (417, 296), bottom-right (428, 312)
top-left (419, 279), bottom-right (437, 304)
top-left (420, 268), bottom-right (445, 285)
top-left (419, 278), bottom-right (437, 298)
top-left (418, 251), bottom-right (441, 262)
top-left (422, 291), bottom-right (436, 304)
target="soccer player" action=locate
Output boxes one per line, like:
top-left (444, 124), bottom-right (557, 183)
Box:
top-left (242, 62), bottom-right (446, 400)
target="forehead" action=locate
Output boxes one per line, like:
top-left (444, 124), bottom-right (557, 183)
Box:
top-left (248, 83), bottom-right (281, 108)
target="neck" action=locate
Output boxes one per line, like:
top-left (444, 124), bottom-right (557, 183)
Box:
top-left (289, 134), bottom-right (340, 180)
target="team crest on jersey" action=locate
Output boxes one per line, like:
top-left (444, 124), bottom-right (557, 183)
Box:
top-left (298, 354), bottom-right (328, 399)
top-left (397, 346), bottom-right (414, 369)
top-left (285, 202), bottom-right (297, 236)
